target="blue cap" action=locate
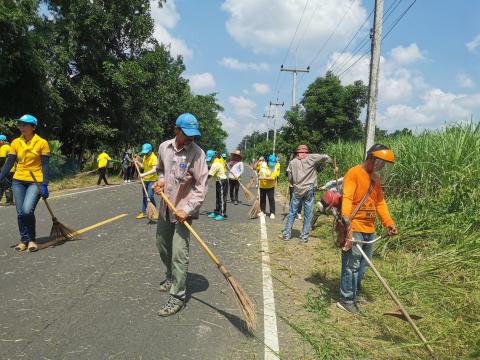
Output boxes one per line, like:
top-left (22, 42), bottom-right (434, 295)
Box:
top-left (17, 114), bottom-right (38, 126)
top-left (205, 149), bottom-right (215, 162)
top-left (176, 113), bottom-right (201, 137)
top-left (0, 135), bottom-right (6, 141)
top-left (221, 153), bottom-right (226, 158)
top-left (140, 143), bottom-right (153, 155)
top-left (268, 154), bottom-right (277, 167)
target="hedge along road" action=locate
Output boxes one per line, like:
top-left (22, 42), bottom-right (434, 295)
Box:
top-left (0, 169), bottom-right (284, 360)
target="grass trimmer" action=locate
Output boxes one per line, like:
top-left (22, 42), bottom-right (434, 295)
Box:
top-left (30, 171), bottom-right (79, 244)
top-left (349, 235), bottom-right (436, 359)
top-left (133, 161), bottom-right (159, 221)
top-left (159, 191), bottom-right (256, 332)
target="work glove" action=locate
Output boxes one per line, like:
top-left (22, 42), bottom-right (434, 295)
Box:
top-left (387, 225), bottom-right (398, 236)
top-left (341, 216), bottom-right (350, 227)
top-left (40, 184), bottom-right (49, 199)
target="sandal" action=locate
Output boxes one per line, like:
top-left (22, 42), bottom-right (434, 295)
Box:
top-left (27, 241), bottom-right (38, 252)
top-left (15, 243), bottom-right (27, 251)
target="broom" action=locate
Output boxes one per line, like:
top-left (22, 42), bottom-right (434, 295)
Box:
top-left (74, 168), bottom-right (98, 178)
top-left (159, 191), bottom-right (256, 331)
top-left (133, 161), bottom-right (159, 221)
top-left (248, 174), bottom-right (261, 219)
top-left (225, 166), bottom-right (255, 203)
top-left (246, 175), bottom-right (256, 189)
top-left (29, 171), bottom-right (79, 243)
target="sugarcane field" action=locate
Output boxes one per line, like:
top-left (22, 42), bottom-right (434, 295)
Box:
top-left (1, 1), bottom-right (479, 359)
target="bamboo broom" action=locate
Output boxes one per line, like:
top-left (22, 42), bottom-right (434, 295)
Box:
top-left (74, 168), bottom-right (98, 178)
top-left (248, 173), bottom-right (261, 219)
top-left (225, 166), bottom-right (255, 203)
top-left (159, 191), bottom-right (256, 331)
top-left (133, 161), bottom-right (158, 221)
top-left (29, 171), bottom-right (79, 245)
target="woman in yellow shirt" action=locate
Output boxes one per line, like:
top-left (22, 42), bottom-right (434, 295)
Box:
top-left (258, 154), bottom-right (280, 219)
top-left (135, 143), bottom-right (158, 219)
top-left (0, 115), bottom-right (50, 252)
top-left (0, 134), bottom-right (15, 205)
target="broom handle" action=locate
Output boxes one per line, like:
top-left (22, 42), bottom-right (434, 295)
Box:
top-left (333, 157), bottom-right (339, 192)
top-left (159, 191), bottom-right (222, 267)
top-left (133, 161), bottom-right (151, 200)
top-left (355, 244), bottom-right (436, 358)
top-left (29, 171), bottom-right (56, 219)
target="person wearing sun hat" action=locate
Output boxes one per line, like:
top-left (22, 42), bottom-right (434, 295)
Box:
top-left (0, 114), bottom-right (50, 252)
top-left (152, 113), bottom-right (209, 317)
top-left (0, 134), bottom-right (15, 206)
top-left (227, 149), bottom-right (244, 205)
top-left (134, 143), bottom-right (158, 219)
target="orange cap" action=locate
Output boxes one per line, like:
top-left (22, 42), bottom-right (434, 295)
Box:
top-left (371, 149), bottom-right (395, 163)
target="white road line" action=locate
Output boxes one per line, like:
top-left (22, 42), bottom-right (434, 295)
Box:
top-left (259, 214), bottom-right (280, 360)
top-left (49, 183), bottom-right (131, 200)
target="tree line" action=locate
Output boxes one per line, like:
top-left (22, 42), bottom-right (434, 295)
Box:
top-left (0, 0), bottom-right (227, 166)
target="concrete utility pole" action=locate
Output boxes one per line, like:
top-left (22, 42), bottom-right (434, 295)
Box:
top-left (364, 0), bottom-right (384, 159)
top-left (280, 65), bottom-right (310, 107)
top-left (269, 100), bottom-right (284, 155)
top-left (263, 112), bottom-right (274, 141)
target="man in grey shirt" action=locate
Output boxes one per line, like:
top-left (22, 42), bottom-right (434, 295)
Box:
top-left (281, 144), bottom-right (336, 243)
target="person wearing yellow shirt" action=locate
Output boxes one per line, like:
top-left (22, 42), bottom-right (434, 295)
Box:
top-left (96, 150), bottom-right (111, 185)
top-left (0, 115), bottom-right (50, 252)
top-left (207, 152), bottom-right (228, 221)
top-left (0, 134), bottom-right (15, 206)
top-left (134, 143), bottom-right (158, 219)
top-left (258, 154), bottom-right (280, 219)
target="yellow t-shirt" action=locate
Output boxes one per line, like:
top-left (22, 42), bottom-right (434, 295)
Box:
top-left (0, 144), bottom-right (15, 173)
top-left (10, 134), bottom-right (50, 182)
top-left (97, 152), bottom-right (111, 168)
top-left (208, 159), bottom-right (227, 180)
top-left (259, 162), bottom-right (280, 189)
top-left (142, 152), bottom-right (158, 182)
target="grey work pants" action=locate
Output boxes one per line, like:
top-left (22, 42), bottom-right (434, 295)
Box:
top-left (156, 210), bottom-right (191, 300)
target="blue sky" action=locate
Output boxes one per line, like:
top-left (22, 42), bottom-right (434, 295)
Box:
top-left (150, 0), bottom-right (480, 150)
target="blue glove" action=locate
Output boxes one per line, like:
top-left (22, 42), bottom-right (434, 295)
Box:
top-left (40, 184), bottom-right (49, 199)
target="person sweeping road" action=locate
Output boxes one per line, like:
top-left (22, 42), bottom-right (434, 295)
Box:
top-left (258, 154), bottom-right (280, 219)
top-left (152, 113), bottom-right (209, 316)
top-left (281, 145), bottom-right (336, 242)
top-left (0, 134), bottom-right (15, 206)
top-left (336, 144), bottom-right (398, 315)
top-left (96, 150), bottom-right (111, 185)
top-left (0, 115), bottom-right (50, 252)
top-left (134, 143), bottom-right (158, 220)
top-left (208, 152), bottom-right (228, 221)
top-left (227, 149), bottom-right (244, 205)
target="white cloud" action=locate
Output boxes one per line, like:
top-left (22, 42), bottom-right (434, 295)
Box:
top-left (150, 0), bottom-right (193, 59)
top-left (253, 83), bottom-right (270, 94)
top-left (466, 34), bottom-right (480, 53)
top-left (389, 43), bottom-right (424, 65)
top-left (219, 57), bottom-right (270, 71)
top-left (187, 73), bottom-right (216, 92)
top-left (221, 0), bottom-right (368, 63)
top-left (228, 96), bottom-right (256, 118)
top-left (457, 73), bottom-right (475, 88)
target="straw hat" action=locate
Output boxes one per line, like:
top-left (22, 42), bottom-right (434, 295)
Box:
top-left (230, 149), bottom-right (243, 159)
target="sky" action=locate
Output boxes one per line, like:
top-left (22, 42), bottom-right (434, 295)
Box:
top-left (149, 0), bottom-right (480, 150)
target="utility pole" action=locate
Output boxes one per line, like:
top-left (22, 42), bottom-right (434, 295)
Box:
top-left (269, 100), bottom-right (284, 155)
top-left (280, 65), bottom-right (310, 107)
top-left (364, 0), bottom-right (384, 158)
top-left (263, 112), bottom-right (274, 141)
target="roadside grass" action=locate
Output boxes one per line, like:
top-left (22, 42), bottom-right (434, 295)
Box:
top-left (49, 173), bottom-right (123, 193)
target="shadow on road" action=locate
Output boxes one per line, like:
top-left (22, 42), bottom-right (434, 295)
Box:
top-left (185, 272), bottom-right (209, 303)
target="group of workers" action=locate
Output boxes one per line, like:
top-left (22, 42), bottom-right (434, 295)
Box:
top-left (0, 111), bottom-right (398, 318)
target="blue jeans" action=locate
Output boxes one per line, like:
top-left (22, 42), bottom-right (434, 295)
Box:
top-left (142, 181), bottom-right (157, 213)
top-left (283, 186), bottom-right (315, 240)
top-left (12, 180), bottom-right (41, 244)
top-left (340, 232), bottom-right (376, 304)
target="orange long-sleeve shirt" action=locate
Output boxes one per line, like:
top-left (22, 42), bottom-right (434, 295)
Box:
top-left (341, 165), bottom-right (394, 233)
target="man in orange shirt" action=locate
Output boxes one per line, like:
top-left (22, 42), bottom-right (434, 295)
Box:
top-left (337, 144), bottom-right (398, 315)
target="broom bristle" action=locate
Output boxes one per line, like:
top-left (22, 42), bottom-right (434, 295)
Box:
top-left (219, 266), bottom-right (256, 331)
top-left (240, 183), bottom-right (255, 202)
top-left (248, 199), bottom-right (261, 219)
top-left (49, 219), bottom-right (80, 242)
top-left (146, 201), bottom-right (159, 221)
top-left (246, 177), bottom-right (256, 188)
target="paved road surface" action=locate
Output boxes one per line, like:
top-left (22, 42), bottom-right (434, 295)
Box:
top-left (0, 171), bottom-right (285, 360)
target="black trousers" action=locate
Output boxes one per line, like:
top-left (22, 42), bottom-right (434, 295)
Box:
top-left (228, 179), bottom-right (240, 202)
top-left (0, 172), bottom-right (13, 203)
top-left (215, 179), bottom-right (228, 216)
top-left (260, 187), bottom-right (275, 215)
top-left (123, 166), bottom-right (133, 181)
top-left (97, 167), bottom-right (109, 185)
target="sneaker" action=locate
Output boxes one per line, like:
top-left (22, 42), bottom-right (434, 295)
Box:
top-left (214, 215), bottom-right (225, 221)
top-left (234, 201), bottom-right (238, 205)
top-left (270, 213), bottom-right (275, 219)
top-left (124, 180), bottom-right (127, 183)
top-left (15, 243), bottom-right (27, 251)
top-left (258, 211), bottom-right (265, 217)
top-left (278, 234), bottom-right (291, 241)
top-left (158, 296), bottom-right (185, 317)
top-left (336, 301), bottom-right (358, 315)
top-left (136, 212), bottom-right (146, 219)
top-left (27, 241), bottom-right (38, 252)
top-left (208, 212), bottom-right (217, 218)
top-left (299, 238), bottom-right (309, 244)
top-left (159, 278), bottom-right (172, 292)
top-left (297, 214), bottom-right (302, 220)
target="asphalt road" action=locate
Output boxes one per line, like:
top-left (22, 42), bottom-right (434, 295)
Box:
top-left (0, 170), bottom-right (285, 360)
